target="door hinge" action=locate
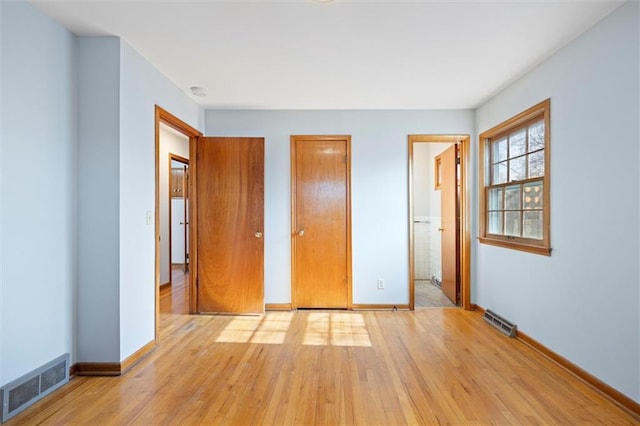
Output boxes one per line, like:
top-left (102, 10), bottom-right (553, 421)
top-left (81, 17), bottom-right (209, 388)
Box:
top-left (456, 157), bottom-right (461, 165)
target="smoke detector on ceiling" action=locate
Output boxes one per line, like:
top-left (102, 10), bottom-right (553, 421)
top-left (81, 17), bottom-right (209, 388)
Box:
top-left (189, 86), bottom-right (207, 97)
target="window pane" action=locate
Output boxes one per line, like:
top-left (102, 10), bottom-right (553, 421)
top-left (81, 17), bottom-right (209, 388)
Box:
top-left (509, 156), bottom-right (526, 181)
top-left (523, 211), bottom-right (543, 239)
top-left (488, 187), bottom-right (503, 210)
top-left (528, 120), bottom-right (545, 151)
top-left (488, 211), bottom-right (503, 234)
top-left (505, 185), bottom-right (521, 210)
top-left (509, 130), bottom-right (526, 157)
top-left (528, 151), bottom-right (544, 178)
top-left (492, 138), bottom-right (507, 163)
top-left (505, 211), bottom-right (521, 236)
top-left (492, 162), bottom-right (508, 184)
top-left (523, 181), bottom-right (543, 209)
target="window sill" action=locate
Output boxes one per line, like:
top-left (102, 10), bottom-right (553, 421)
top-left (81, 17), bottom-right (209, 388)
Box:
top-left (478, 236), bottom-right (552, 256)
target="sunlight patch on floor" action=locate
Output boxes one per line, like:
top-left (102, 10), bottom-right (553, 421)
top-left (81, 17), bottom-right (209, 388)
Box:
top-left (215, 312), bottom-right (294, 344)
top-left (303, 313), bottom-right (372, 347)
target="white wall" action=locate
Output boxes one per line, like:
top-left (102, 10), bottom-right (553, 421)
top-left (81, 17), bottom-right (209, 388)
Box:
top-left (475, 2), bottom-right (639, 402)
top-left (413, 144), bottom-right (432, 280)
top-left (0, 0), bottom-right (4, 388)
top-left (0, 2), bottom-right (205, 375)
top-left (77, 37), bottom-right (121, 363)
top-left (205, 110), bottom-right (474, 305)
top-left (119, 41), bottom-right (203, 361)
top-left (1, 1), bottom-right (77, 383)
top-left (412, 143), bottom-right (430, 217)
top-left (159, 126), bottom-right (189, 285)
top-left (427, 143), bottom-right (450, 218)
top-left (76, 37), bottom-right (204, 365)
top-left (171, 199), bottom-right (188, 264)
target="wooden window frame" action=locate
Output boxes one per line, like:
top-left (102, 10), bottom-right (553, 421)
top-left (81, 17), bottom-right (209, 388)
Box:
top-left (478, 99), bottom-right (551, 256)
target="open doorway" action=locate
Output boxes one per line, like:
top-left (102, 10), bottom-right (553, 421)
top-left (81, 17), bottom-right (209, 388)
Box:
top-left (168, 155), bottom-right (189, 270)
top-left (168, 154), bottom-right (189, 302)
top-left (160, 126), bottom-right (189, 289)
top-left (413, 142), bottom-right (457, 307)
top-left (408, 135), bottom-right (471, 310)
top-left (155, 106), bottom-right (202, 341)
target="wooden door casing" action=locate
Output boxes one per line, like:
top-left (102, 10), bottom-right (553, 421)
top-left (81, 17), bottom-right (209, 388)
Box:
top-left (440, 144), bottom-right (458, 304)
top-left (196, 137), bottom-right (265, 314)
top-left (292, 135), bottom-right (352, 309)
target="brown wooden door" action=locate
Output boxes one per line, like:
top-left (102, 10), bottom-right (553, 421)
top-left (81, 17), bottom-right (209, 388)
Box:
top-left (195, 137), bottom-right (264, 313)
top-left (440, 144), bottom-right (458, 304)
top-left (292, 135), bottom-right (351, 309)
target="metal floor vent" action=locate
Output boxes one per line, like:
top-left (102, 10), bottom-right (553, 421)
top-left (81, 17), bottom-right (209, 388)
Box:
top-left (483, 309), bottom-right (517, 337)
top-left (1, 353), bottom-right (70, 423)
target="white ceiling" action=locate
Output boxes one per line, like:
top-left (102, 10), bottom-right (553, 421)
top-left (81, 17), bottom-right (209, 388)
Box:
top-left (30, 0), bottom-right (624, 109)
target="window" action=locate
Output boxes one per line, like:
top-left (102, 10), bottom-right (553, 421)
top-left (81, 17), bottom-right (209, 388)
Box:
top-left (479, 99), bottom-right (551, 255)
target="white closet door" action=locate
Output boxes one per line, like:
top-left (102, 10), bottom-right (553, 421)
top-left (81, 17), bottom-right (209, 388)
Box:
top-left (171, 198), bottom-right (185, 263)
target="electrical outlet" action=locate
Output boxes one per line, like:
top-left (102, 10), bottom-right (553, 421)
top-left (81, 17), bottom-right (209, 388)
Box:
top-left (377, 278), bottom-right (385, 290)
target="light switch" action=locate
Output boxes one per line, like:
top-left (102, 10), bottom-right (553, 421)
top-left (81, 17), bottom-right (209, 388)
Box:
top-left (146, 211), bottom-right (153, 225)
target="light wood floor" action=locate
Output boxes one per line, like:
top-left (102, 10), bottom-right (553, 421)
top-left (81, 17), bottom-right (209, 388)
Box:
top-left (8, 271), bottom-right (637, 425)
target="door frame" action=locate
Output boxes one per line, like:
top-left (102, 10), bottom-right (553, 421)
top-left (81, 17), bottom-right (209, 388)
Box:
top-left (408, 134), bottom-right (471, 310)
top-left (290, 135), bottom-right (353, 309)
top-left (168, 153), bottom-right (189, 284)
top-left (154, 106), bottom-right (202, 341)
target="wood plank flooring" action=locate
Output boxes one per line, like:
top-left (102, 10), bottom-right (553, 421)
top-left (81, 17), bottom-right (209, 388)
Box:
top-left (7, 271), bottom-right (637, 425)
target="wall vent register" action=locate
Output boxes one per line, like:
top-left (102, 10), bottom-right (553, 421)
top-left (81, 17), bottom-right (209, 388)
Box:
top-left (1, 353), bottom-right (70, 422)
top-left (483, 309), bottom-right (517, 338)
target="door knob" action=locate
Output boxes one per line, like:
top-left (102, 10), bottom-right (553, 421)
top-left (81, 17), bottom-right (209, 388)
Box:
top-left (254, 231), bottom-right (263, 238)
top-left (297, 229), bottom-right (305, 237)
top-left (438, 227), bottom-right (444, 232)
